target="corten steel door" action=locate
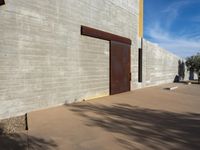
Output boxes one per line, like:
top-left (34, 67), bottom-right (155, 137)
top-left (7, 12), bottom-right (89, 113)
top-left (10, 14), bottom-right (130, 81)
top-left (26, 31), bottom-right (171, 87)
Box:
top-left (81, 26), bottom-right (132, 95)
top-left (110, 41), bottom-right (131, 95)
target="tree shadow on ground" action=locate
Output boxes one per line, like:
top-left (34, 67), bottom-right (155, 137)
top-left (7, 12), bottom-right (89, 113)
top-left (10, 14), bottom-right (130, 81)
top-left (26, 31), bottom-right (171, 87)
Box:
top-left (69, 103), bottom-right (200, 150)
top-left (0, 126), bottom-right (57, 150)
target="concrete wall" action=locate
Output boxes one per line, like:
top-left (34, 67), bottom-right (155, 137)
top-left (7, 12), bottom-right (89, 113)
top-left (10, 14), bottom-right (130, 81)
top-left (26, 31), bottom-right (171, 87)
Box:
top-left (0, 0), bottom-right (139, 119)
top-left (136, 39), bottom-right (181, 88)
top-left (0, 0), bottom-right (186, 119)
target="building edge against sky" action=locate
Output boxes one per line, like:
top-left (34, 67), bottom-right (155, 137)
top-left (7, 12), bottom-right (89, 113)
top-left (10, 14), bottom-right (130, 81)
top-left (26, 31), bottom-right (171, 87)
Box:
top-left (0, 0), bottom-right (188, 119)
top-left (139, 0), bottom-right (143, 38)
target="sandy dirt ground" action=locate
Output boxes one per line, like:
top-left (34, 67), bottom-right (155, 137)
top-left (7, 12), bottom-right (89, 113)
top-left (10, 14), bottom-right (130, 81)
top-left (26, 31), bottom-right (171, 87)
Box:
top-left (0, 83), bottom-right (200, 150)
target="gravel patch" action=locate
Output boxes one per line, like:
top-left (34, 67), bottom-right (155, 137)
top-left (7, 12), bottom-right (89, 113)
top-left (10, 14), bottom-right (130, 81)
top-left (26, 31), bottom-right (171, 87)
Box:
top-left (0, 115), bottom-right (26, 135)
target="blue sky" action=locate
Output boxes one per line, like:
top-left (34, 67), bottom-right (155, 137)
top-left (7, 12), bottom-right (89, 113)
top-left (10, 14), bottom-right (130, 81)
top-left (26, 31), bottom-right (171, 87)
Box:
top-left (144, 0), bottom-right (200, 58)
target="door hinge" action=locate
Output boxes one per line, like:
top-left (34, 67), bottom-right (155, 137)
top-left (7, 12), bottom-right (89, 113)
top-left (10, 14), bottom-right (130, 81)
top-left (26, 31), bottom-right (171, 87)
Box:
top-left (129, 73), bottom-right (132, 81)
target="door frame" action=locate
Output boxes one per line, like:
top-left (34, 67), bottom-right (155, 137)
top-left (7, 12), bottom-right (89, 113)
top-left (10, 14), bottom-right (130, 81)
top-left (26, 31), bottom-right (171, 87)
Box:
top-left (81, 25), bottom-right (132, 95)
top-left (81, 26), bottom-right (131, 45)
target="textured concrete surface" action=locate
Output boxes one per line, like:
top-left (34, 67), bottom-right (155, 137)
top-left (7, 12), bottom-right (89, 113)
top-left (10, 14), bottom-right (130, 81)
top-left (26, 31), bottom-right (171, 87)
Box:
top-left (0, 0), bottom-right (188, 120)
top-left (136, 39), bottom-right (185, 89)
top-left (21, 83), bottom-right (200, 150)
top-left (0, 0), bottom-right (138, 119)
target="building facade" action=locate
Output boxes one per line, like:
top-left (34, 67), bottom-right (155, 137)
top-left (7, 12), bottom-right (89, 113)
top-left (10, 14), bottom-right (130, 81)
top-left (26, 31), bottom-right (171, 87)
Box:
top-left (0, 0), bottom-right (181, 119)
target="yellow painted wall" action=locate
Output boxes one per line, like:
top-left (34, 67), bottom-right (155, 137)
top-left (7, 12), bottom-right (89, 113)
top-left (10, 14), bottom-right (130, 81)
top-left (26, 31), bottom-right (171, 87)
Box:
top-left (139, 0), bottom-right (143, 38)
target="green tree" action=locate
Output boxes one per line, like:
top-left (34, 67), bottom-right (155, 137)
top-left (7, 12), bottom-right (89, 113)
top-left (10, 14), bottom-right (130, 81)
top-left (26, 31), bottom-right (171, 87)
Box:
top-left (186, 52), bottom-right (200, 83)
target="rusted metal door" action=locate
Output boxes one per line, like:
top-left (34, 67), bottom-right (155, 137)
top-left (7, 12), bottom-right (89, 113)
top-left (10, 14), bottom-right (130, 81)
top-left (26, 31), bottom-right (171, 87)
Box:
top-left (81, 26), bottom-right (132, 95)
top-left (110, 41), bottom-right (131, 95)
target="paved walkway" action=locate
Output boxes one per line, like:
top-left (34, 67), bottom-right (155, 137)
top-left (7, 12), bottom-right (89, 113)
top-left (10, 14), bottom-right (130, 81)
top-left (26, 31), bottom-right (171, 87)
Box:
top-left (1, 83), bottom-right (200, 150)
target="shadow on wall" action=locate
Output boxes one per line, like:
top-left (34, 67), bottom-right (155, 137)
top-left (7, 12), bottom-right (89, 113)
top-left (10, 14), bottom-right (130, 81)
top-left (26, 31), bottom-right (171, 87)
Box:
top-left (174, 60), bottom-right (186, 82)
top-left (0, 126), bottom-right (57, 150)
top-left (69, 103), bottom-right (200, 150)
top-left (189, 70), bottom-right (195, 80)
